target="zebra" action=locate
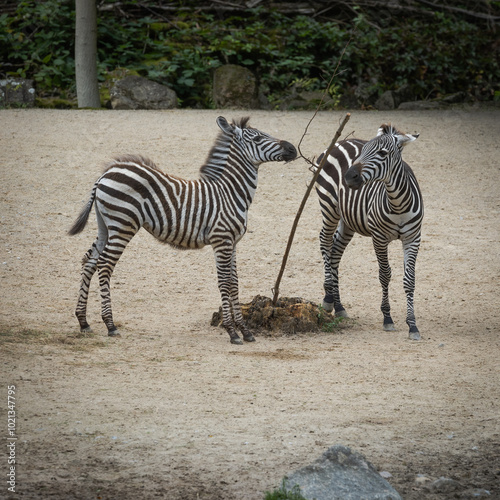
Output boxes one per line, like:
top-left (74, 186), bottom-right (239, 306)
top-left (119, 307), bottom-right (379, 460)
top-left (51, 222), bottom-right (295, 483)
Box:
top-left (315, 123), bottom-right (423, 340)
top-left (68, 116), bottom-right (297, 344)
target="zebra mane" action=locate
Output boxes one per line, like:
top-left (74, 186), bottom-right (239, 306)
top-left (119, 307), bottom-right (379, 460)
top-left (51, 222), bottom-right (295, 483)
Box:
top-left (377, 123), bottom-right (404, 138)
top-left (199, 117), bottom-right (252, 181)
top-left (103, 154), bottom-right (163, 173)
top-left (232, 116), bottom-right (251, 129)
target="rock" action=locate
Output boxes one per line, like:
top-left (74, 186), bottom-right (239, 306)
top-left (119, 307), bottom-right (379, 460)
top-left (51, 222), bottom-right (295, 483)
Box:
top-left (460, 488), bottom-right (491, 498)
top-left (398, 100), bottom-right (447, 110)
top-left (212, 64), bottom-right (259, 109)
top-left (375, 91), bottom-right (396, 111)
top-left (283, 445), bottom-right (402, 500)
top-left (354, 82), bottom-right (378, 108)
top-left (0, 78), bottom-right (35, 107)
top-left (379, 471), bottom-right (393, 479)
top-left (337, 87), bottom-right (359, 109)
top-left (280, 90), bottom-right (335, 110)
top-left (110, 75), bottom-right (178, 110)
top-left (441, 91), bottom-right (466, 104)
top-left (427, 476), bottom-right (462, 493)
top-left (414, 474), bottom-right (432, 485)
top-left (375, 85), bottom-right (415, 111)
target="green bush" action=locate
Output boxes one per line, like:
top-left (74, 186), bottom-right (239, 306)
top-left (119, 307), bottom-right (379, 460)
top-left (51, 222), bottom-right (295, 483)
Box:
top-left (264, 480), bottom-right (308, 500)
top-left (1, 1), bottom-right (498, 107)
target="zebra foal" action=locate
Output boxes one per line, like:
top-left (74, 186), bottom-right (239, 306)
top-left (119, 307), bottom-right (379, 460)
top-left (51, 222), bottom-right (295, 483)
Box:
top-left (68, 116), bottom-right (297, 344)
top-left (315, 124), bottom-right (424, 340)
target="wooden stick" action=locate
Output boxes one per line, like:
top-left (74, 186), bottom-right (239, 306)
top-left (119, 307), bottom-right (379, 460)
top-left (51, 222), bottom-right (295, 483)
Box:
top-left (271, 112), bottom-right (351, 306)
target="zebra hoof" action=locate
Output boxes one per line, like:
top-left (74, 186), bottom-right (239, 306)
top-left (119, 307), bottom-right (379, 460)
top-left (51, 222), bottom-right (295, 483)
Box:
top-left (322, 300), bottom-right (334, 313)
top-left (335, 309), bottom-right (349, 319)
top-left (80, 326), bottom-right (93, 334)
top-left (108, 330), bottom-right (121, 337)
top-left (408, 329), bottom-right (421, 341)
top-left (243, 334), bottom-right (256, 342)
top-left (230, 337), bottom-right (243, 345)
top-left (383, 323), bottom-right (396, 331)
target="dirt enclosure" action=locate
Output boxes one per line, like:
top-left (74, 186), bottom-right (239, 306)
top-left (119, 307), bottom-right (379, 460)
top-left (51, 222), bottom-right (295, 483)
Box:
top-left (1, 108), bottom-right (499, 499)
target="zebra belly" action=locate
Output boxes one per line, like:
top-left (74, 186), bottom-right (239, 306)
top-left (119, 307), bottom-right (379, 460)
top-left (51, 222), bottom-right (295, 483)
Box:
top-left (142, 202), bottom-right (211, 250)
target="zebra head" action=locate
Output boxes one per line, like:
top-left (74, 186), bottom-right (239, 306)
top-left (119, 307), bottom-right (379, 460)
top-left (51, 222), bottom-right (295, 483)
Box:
top-left (216, 116), bottom-right (297, 165)
top-left (345, 124), bottom-right (419, 190)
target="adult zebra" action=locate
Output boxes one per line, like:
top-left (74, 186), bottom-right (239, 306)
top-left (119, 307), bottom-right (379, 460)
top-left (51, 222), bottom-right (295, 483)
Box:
top-left (68, 116), bottom-right (297, 344)
top-left (315, 124), bottom-right (423, 340)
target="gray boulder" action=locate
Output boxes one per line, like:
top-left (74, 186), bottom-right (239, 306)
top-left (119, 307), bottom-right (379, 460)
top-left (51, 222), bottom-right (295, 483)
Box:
top-left (375, 91), bottom-right (397, 111)
top-left (398, 100), bottom-right (447, 110)
top-left (284, 445), bottom-right (402, 500)
top-left (279, 90), bottom-right (335, 110)
top-left (110, 75), bottom-right (178, 110)
top-left (212, 64), bottom-right (259, 109)
top-left (375, 85), bottom-right (414, 110)
top-left (0, 78), bottom-right (35, 107)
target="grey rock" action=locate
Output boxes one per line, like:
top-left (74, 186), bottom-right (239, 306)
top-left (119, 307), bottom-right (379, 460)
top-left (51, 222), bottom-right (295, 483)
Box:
top-left (460, 488), bottom-right (491, 498)
top-left (354, 82), bottom-right (379, 107)
top-left (376, 85), bottom-right (416, 110)
top-left (284, 445), bottom-right (402, 500)
top-left (398, 100), bottom-right (448, 110)
top-left (337, 88), bottom-right (359, 109)
top-left (110, 76), bottom-right (178, 110)
top-left (441, 91), bottom-right (466, 104)
top-left (414, 474), bottom-right (432, 485)
top-left (212, 64), bottom-right (259, 109)
top-left (0, 78), bottom-right (35, 107)
top-left (394, 84), bottom-right (414, 104)
top-left (375, 91), bottom-right (396, 111)
top-left (427, 476), bottom-right (462, 493)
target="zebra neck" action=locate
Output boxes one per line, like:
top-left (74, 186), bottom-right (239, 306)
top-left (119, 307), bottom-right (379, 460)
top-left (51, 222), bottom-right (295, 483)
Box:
top-left (219, 156), bottom-right (259, 206)
top-left (384, 163), bottom-right (416, 214)
top-left (199, 142), bottom-right (259, 207)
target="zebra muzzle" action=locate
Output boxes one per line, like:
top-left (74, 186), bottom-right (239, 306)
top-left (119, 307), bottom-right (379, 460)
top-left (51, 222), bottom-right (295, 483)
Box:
top-left (280, 141), bottom-right (298, 162)
top-left (345, 163), bottom-right (364, 189)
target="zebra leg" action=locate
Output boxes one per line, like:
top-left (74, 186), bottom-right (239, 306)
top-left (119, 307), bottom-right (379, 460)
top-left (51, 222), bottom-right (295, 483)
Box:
top-left (373, 237), bottom-right (394, 331)
top-left (96, 231), bottom-right (135, 337)
top-left (229, 248), bottom-right (255, 342)
top-left (319, 206), bottom-right (339, 312)
top-left (75, 243), bottom-right (100, 332)
top-left (75, 211), bottom-right (108, 333)
top-left (403, 238), bottom-right (421, 340)
top-left (213, 243), bottom-right (242, 344)
top-left (323, 221), bottom-right (354, 318)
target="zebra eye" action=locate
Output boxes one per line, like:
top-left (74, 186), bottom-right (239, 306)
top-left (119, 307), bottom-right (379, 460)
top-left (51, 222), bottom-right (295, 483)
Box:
top-left (252, 135), bottom-right (263, 143)
top-left (379, 149), bottom-right (389, 157)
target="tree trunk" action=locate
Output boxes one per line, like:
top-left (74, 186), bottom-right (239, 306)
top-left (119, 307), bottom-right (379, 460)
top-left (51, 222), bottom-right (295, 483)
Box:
top-left (75, 0), bottom-right (100, 108)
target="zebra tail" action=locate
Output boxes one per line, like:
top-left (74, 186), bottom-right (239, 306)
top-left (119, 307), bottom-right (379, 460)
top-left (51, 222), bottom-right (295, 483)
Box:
top-left (68, 185), bottom-right (97, 236)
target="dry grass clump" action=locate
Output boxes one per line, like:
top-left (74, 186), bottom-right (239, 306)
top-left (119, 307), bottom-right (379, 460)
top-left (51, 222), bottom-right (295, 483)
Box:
top-left (0, 328), bottom-right (107, 352)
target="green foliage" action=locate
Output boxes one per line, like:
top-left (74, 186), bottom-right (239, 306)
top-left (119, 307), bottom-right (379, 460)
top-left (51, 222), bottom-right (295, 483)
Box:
top-left (1, 1), bottom-right (498, 107)
top-left (317, 305), bottom-right (346, 332)
top-left (264, 480), bottom-right (308, 500)
top-left (0, 0), bottom-right (75, 93)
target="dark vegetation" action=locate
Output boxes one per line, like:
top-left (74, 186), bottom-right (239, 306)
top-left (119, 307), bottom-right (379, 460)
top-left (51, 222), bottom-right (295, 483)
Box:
top-left (1, 0), bottom-right (499, 108)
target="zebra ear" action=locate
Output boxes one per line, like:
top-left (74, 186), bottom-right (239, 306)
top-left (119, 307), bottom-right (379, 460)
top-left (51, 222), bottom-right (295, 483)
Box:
top-left (217, 116), bottom-right (235, 135)
top-left (396, 132), bottom-right (419, 147)
top-left (216, 116), bottom-right (244, 140)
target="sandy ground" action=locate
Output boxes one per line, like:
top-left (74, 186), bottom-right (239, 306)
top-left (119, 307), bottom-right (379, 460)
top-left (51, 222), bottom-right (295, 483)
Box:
top-left (1, 108), bottom-right (499, 499)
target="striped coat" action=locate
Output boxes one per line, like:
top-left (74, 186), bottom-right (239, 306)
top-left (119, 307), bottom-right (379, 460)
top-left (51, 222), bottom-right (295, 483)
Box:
top-left (315, 124), bottom-right (423, 340)
top-left (69, 117), bottom-right (297, 344)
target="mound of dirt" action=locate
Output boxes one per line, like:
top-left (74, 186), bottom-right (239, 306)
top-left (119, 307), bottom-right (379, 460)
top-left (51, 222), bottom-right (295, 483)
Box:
top-left (211, 295), bottom-right (340, 334)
